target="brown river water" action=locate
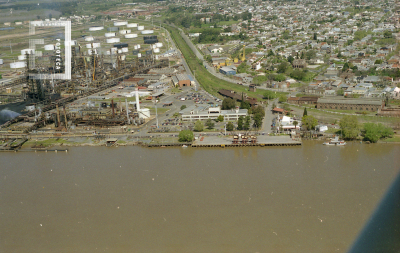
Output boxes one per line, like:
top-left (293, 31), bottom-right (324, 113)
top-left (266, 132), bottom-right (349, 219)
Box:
top-left (1, 141), bottom-right (399, 253)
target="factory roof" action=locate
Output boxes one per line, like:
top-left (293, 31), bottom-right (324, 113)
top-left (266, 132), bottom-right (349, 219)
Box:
top-left (317, 97), bottom-right (382, 105)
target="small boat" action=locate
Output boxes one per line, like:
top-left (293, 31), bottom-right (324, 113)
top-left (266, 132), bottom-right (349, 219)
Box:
top-left (323, 136), bottom-right (346, 146)
top-left (336, 141), bottom-right (347, 146)
top-left (323, 141), bottom-right (336, 146)
top-left (182, 145), bottom-right (188, 148)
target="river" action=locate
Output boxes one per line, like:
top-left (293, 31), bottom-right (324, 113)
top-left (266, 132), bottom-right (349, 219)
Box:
top-left (1, 141), bottom-right (399, 253)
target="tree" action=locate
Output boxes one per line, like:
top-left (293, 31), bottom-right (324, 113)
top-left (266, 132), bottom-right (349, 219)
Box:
top-left (305, 50), bottom-right (316, 60)
top-left (287, 55), bottom-right (294, 64)
top-left (303, 108), bottom-right (307, 116)
top-left (302, 115), bottom-right (318, 130)
top-left (244, 116), bottom-right (251, 130)
top-left (313, 32), bottom-right (317, 40)
top-left (237, 116), bottom-right (244, 130)
top-left (217, 115), bottom-right (224, 122)
top-left (240, 100), bottom-right (251, 110)
top-left (337, 89), bottom-right (344, 96)
top-left (342, 62), bottom-right (350, 72)
top-left (253, 113), bottom-right (263, 128)
top-left (363, 123), bottom-right (394, 143)
top-left (339, 115), bottom-right (360, 140)
top-left (374, 59), bottom-right (383, 65)
top-left (222, 98), bottom-right (236, 110)
top-left (279, 95), bottom-right (287, 103)
top-left (263, 90), bottom-right (277, 100)
top-left (180, 105), bottom-right (187, 110)
top-left (206, 119), bottom-right (214, 129)
top-left (226, 121), bottom-right (234, 131)
top-left (194, 120), bottom-right (204, 132)
top-left (277, 62), bottom-right (289, 73)
top-left (293, 120), bottom-right (298, 130)
top-left (178, 130), bottom-right (194, 142)
top-left (383, 30), bottom-right (392, 39)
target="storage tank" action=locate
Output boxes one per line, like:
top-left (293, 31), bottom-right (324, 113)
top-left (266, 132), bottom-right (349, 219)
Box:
top-left (141, 30), bottom-right (154, 35)
top-left (110, 47), bottom-right (117, 53)
top-left (105, 32), bottom-right (116, 37)
top-left (121, 47), bottom-right (129, 53)
top-left (138, 53), bottom-right (141, 58)
top-left (137, 26), bottom-right (144, 31)
top-left (119, 55), bottom-right (126, 60)
top-left (70, 40), bottom-right (77, 46)
top-left (127, 23), bottom-right (138, 28)
top-left (89, 26), bottom-right (104, 31)
top-left (119, 30), bottom-right (128, 35)
top-left (139, 108), bottom-right (150, 118)
top-left (106, 38), bottom-right (120, 43)
top-left (125, 34), bottom-right (138, 39)
top-left (153, 48), bottom-right (160, 53)
top-left (85, 36), bottom-right (94, 41)
top-left (86, 44), bottom-right (92, 49)
top-left (44, 44), bottom-right (54, 50)
top-left (118, 49), bottom-right (122, 54)
top-left (114, 21), bottom-right (128, 26)
top-left (93, 43), bottom-right (101, 48)
top-left (152, 45), bottom-right (157, 49)
top-left (10, 62), bottom-right (26, 68)
top-left (0, 59), bottom-right (3, 64)
top-left (134, 45), bottom-right (138, 50)
top-left (107, 27), bottom-right (119, 32)
top-left (18, 55), bottom-right (26, 60)
top-left (137, 44), bottom-right (141, 49)
top-left (113, 43), bottom-right (128, 49)
top-left (132, 50), bottom-right (139, 55)
top-left (144, 39), bottom-right (158, 44)
top-left (88, 49), bottom-right (97, 55)
top-left (155, 42), bottom-right (163, 48)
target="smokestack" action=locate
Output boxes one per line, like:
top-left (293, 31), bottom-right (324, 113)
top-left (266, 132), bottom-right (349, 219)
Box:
top-left (111, 99), bottom-right (115, 118)
top-left (125, 98), bottom-right (130, 125)
top-left (135, 88), bottom-right (140, 112)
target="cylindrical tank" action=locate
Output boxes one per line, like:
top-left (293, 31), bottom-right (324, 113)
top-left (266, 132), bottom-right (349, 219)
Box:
top-left (70, 40), bottom-right (77, 46)
top-left (119, 55), bottom-right (126, 60)
top-left (86, 44), bottom-right (92, 49)
top-left (152, 44), bottom-right (157, 49)
top-left (127, 23), bottom-right (138, 28)
top-left (125, 34), bottom-right (138, 38)
top-left (138, 26), bottom-right (144, 31)
top-left (44, 44), bottom-right (54, 50)
top-left (85, 36), bottom-right (94, 41)
top-left (155, 42), bottom-right (163, 48)
top-left (106, 38), bottom-right (120, 43)
top-left (105, 32), bottom-right (116, 37)
top-left (10, 61), bottom-right (26, 68)
top-left (134, 45), bottom-right (138, 49)
top-left (114, 21), bottom-right (128, 26)
top-left (138, 53), bottom-right (142, 58)
top-left (21, 49), bottom-right (35, 55)
top-left (107, 27), bottom-right (119, 32)
top-left (89, 26), bottom-right (104, 31)
top-left (111, 47), bottom-right (117, 53)
top-left (153, 48), bottom-right (160, 53)
top-left (18, 55), bottom-right (26, 60)
top-left (93, 42), bottom-right (101, 48)
top-left (0, 59), bottom-right (3, 64)
top-left (139, 108), bottom-right (150, 118)
top-left (122, 47), bottom-right (129, 53)
top-left (117, 49), bottom-right (122, 54)
top-left (119, 30), bottom-right (128, 34)
top-left (137, 44), bottom-right (141, 49)
top-left (141, 30), bottom-right (154, 34)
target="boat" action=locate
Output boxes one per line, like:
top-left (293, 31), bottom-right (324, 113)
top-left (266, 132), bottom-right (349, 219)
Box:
top-left (323, 136), bottom-right (346, 146)
top-left (182, 145), bottom-right (188, 148)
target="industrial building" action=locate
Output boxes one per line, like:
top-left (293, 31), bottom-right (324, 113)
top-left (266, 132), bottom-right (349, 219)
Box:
top-left (176, 74), bottom-right (191, 87)
top-left (181, 106), bottom-right (247, 121)
top-left (219, 66), bottom-right (236, 76)
top-left (316, 97), bottom-right (384, 111)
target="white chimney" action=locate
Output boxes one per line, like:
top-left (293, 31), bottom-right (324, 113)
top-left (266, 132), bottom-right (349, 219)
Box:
top-left (135, 88), bottom-right (140, 112)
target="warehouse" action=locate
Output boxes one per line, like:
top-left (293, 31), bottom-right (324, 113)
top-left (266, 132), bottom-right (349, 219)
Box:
top-left (176, 74), bottom-right (191, 87)
top-left (316, 97), bottom-right (384, 111)
top-left (219, 67), bottom-right (236, 76)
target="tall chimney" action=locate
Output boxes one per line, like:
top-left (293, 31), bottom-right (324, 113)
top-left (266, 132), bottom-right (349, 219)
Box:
top-left (135, 88), bottom-right (140, 112)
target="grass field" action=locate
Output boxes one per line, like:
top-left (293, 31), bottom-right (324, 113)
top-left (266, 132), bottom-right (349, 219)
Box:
top-left (164, 24), bottom-right (286, 101)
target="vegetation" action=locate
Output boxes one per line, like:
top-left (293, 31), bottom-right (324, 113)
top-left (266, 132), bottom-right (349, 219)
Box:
top-left (180, 105), bottom-right (187, 110)
top-left (226, 122), bottom-right (234, 131)
top-left (339, 115), bottom-right (360, 140)
top-left (237, 116), bottom-right (244, 130)
top-left (222, 98), bottom-right (236, 110)
top-left (363, 123), bottom-right (394, 143)
top-left (217, 115), bottom-right (224, 122)
top-left (206, 119), bottom-right (215, 129)
top-left (194, 120), bottom-right (204, 132)
top-left (178, 130), bottom-right (194, 142)
top-left (301, 115), bottom-right (318, 130)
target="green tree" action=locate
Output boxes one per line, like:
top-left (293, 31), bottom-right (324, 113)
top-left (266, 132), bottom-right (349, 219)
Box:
top-left (302, 115), bottom-right (318, 130)
top-left (253, 113), bottom-right (263, 128)
top-left (383, 30), bottom-right (392, 39)
top-left (240, 100), bottom-right (251, 110)
top-left (337, 89), bottom-right (344, 96)
top-left (222, 98), bottom-right (236, 110)
top-left (279, 95), bottom-right (287, 103)
top-left (217, 115), bottom-right (224, 122)
top-left (263, 90), bottom-right (277, 100)
top-left (277, 62), bottom-right (289, 73)
top-left (194, 120), bottom-right (204, 132)
top-left (363, 123), bottom-right (394, 143)
top-left (237, 116), bottom-right (244, 130)
top-left (342, 62), bottom-right (349, 72)
top-left (178, 130), bottom-right (194, 142)
top-left (274, 74), bottom-right (286, 82)
top-left (305, 50), bottom-right (316, 60)
top-left (180, 105), bottom-right (187, 110)
top-left (244, 116), bottom-right (251, 130)
top-left (374, 59), bottom-right (383, 65)
top-left (287, 55), bottom-right (294, 64)
top-left (339, 115), bottom-right (360, 140)
top-left (293, 120), bottom-right (298, 130)
top-left (206, 119), bottom-right (214, 129)
top-left (226, 121), bottom-right (234, 131)
top-left (313, 32), bottom-right (317, 40)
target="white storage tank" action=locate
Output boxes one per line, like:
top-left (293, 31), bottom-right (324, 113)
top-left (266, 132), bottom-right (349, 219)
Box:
top-left (138, 26), bottom-right (144, 31)
top-left (0, 59), bottom-right (3, 64)
top-left (93, 42), bottom-right (101, 48)
top-left (134, 45), bottom-right (138, 49)
top-left (137, 44), bottom-right (141, 49)
top-left (138, 53), bottom-right (142, 58)
top-left (26, 104), bottom-right (35, 111)
top-left (85, 36), bottom-right (94, 41)
top-left (114, 21), bottom-right (128, 26)
top-left (70, 40), bottom-right (77, 46)
top-left (89, 26), bottom-right (104, 31)
top-left (86, 44), bottom-right (92, 49)
top-left (118, 49), bottom-right (122, 54)
top-left (139, 108), bottom-right (150, 118)
top-left (105, 50), bottom-right (111, 55)
top-left (119, 30), bottom-right (128, 35)
top-left (105, 32), bottom-right (116, 37)
top-left (119, 55), bottom-right (126, 61)
top-left (127, 23), bottom-right (138, 28)
top-left (141, 30), bottom-right (154, 35)
top-left (44, 44), bottom-right (54, 51)
top-left (106, 38), bottom-right (120, 43)
top-left (153, 48), bottom-right (160, 53)
top-left (155, 42), bottom-right (163, 48)
top-left (121, 47), bottom-right (129, 53)
top-left (110, 47), bottom-right (117, 53)
top-left (88, 49), bottom-right (97, 55)
top-left (152, 45), bottom-right (157, 49)
top-left (21, 49), bottom-right (35, 55)
top-left (18, 55), bottom-right (26, 60)
top-left (125, 34), bottom-right (138, 39)
top-left (10, 62), bottom-right (26, 68)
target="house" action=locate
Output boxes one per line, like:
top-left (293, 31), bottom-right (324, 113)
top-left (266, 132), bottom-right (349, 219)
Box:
top-left (208, 46), bottom-right (224, 54)
top-left (292, 59), bottom-right (307, 68)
